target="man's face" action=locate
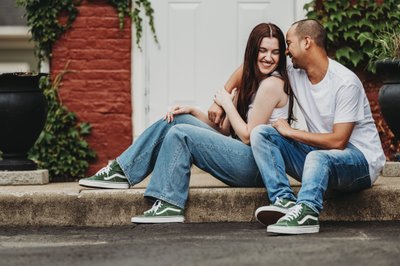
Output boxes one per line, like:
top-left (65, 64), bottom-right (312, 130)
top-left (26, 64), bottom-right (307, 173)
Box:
top-left (285, 26), bottom-right (302, 69)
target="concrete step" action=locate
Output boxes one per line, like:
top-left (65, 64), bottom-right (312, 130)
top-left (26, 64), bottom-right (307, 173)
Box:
top-left (0, 172), bottom-right (399, 227)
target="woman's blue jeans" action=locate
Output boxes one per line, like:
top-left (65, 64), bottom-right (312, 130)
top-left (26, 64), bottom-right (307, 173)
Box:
top-left (116, 114), bottom-right (264, 209)
top-left (250, 125), bottom-right (371, 214)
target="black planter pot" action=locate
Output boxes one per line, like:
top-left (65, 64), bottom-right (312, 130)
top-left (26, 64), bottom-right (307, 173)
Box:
top-left (376, 59), bottom-right (400, 140)
top-left (0, 73), bottom-right (48, 170)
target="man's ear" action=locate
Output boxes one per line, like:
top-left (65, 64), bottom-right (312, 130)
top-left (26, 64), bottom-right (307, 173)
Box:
top-left (303, 36), bottom-right (312, 49)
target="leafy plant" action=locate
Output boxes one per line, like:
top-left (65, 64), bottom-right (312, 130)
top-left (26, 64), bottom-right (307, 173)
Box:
top-left (16, 0), bottom-right (158, 67)
top-left (305, 0), bottom-right (400, 72)
top-left (105, 0), bottom-right (159, 50)
top-left (363, 26), bottom-right (400, 71)
top-left (28, 64), bottom-right (96, 181)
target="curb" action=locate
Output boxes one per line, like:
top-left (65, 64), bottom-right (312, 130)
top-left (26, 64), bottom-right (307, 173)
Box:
top-left (1, 176), bottom-right (399, 227)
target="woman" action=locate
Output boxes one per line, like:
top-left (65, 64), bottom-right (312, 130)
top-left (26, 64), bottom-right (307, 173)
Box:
top-left (79, 22), bottom-right (294, 223)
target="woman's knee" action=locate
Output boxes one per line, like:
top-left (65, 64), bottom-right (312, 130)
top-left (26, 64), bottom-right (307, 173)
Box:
top-left (173, 114), bottom-right (196, 124)
top-left (250, 124), bottom-right (279, 145)
top-left (165, 124), bottom-right (193, 140)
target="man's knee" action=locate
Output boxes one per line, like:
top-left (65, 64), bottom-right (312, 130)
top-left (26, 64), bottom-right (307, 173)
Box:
top-left (304, 151), bottom-right (332, 170)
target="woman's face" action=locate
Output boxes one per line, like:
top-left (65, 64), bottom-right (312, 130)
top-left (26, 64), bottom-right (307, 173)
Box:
top-left (257, 37), bottom-right (280, 75)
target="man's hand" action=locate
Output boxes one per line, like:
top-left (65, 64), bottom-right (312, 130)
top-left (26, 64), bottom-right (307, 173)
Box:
top-left (208, 102), bottom-right (225, 126)
top-left (272, 118), bottom-right (294, 138)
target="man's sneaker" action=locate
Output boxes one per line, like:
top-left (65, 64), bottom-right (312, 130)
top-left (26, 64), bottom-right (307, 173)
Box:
top-left (79, 160), bottom-right (129, 189)
top-left (255, 197), bottom-right (296, 226)
top-left (131, 200), bottom-right (185, 223)
top-left (267, 203), bottom-right (320, 234)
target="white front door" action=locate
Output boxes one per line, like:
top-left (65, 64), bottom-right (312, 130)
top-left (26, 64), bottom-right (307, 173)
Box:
top-left (133, 0), bottom-right (308, 135)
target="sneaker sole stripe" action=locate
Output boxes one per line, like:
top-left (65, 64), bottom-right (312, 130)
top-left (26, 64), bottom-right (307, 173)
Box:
top-left (267, 224), bottom-right (320, 234)
top-left (131, 216), bottom-right (185, 224)
top-left (297, 215), bottom-right (319, 225)
top-left (103, 174), bottom-right (128, 181)
top-left (79, 180), bottom-right (129, 189)
top-left (153, 207), bottom-right (183, 216)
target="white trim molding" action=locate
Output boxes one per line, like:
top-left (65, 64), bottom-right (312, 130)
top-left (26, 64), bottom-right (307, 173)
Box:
top-left (0, 26), bottom-right (33, 49)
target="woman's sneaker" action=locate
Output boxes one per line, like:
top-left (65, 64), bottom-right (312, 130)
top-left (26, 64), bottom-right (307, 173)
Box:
top-left (267, 203), bottom-right (319, 234)
top-left (132, 200), bottom-right (185, 223)
top-left (79, 160), bottom-right (129, 189)
top-left (255, 197), bottom-right (296, 226)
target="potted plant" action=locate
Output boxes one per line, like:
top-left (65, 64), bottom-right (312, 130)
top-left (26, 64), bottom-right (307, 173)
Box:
top-left (368, 27), bottom-right (400, 143)
top-left (0, 72), bottom-right (48, 170)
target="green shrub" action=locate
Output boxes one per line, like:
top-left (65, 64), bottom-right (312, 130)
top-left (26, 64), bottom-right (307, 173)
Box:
top-left (28, 67), bottom-right (96, 181)
top-left (305, 0), bottom-right (400, 72)
top-left (364, 26), bottom-right (400, 70)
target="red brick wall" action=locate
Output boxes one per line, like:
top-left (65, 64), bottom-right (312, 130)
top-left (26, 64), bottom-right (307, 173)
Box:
top-left (51, 0), bottom-right (133, 175)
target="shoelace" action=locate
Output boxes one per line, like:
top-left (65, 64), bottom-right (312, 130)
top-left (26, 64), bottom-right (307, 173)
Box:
top-left (96, 162), bottom-right (113, 176)
top-left (281, 204), bottom-right (302, 222)
top-left (144, 200), bottom-right (162, 215)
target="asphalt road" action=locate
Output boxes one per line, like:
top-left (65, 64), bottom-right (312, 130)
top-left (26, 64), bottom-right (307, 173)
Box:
top-left (0, 222), bottom-right (399, 266)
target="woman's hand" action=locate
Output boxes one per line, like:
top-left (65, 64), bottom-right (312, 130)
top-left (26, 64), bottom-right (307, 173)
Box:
top-left (163, 105), bottom-right (192, 123)
top-left (213, 88), bottom-right (237, 109)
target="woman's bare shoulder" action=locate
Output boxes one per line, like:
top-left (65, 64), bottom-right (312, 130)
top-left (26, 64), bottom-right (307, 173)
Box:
top-left (258, 75), bottom-right (285, 95)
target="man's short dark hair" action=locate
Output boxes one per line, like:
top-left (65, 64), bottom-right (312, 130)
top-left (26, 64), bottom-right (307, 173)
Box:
top-left (292, 19), bottom-right (327, 50)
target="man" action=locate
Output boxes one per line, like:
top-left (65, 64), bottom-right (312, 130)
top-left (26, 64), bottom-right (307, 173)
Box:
top-left (208, 19), bottom-right (385, 234)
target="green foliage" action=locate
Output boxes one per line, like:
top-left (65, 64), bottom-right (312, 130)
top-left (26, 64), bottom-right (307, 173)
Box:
top-left (105, 0), bottom-right (159, 50)
top-left (305, 0), bottom-right (400, 72)
top-left (363, 26), bottom-right (400, 71)
top-left (16, 0), bottom-right (158, 66)
top-left (28, 67), bottom-right (96, 181)
top-left (16, 0), bottom-right (80, 68)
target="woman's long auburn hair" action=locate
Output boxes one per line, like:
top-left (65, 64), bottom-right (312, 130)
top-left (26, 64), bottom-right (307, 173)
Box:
top-left (236, 23), bottom-right (294, 126)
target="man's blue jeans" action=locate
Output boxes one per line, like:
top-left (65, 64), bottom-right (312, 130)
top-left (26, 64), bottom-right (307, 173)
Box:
top-left (250, 125), bottom-right (371, 214)
top-left (116, 114), bottom-right (264, 209)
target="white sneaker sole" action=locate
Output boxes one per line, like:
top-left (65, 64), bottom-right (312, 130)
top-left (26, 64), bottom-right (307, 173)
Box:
top-left (79, 179), bottom-right (129, 189)
top-left (255, 206), bottom-right (292, 226)
top-left (267, 224), bottom-right (320, 234)
top-left (131, 216), bottom-right (185, 224)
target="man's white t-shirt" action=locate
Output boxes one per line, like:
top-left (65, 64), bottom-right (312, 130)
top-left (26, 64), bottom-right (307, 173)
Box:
top-left (287, 58), bottom-right (385, 183)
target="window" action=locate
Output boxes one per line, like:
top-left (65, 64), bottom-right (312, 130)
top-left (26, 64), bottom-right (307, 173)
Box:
top-left (0, 0), bottom-right (40, 73)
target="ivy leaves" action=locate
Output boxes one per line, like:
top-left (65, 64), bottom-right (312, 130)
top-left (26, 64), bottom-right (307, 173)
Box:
top-left (16, 0), bottom-right (79, 68)
top-left (28, 66), bottom-right (96, 181)
top-left (106, 0), bottom-right (159, 50)
top-left (17, 0), bottom-right (158, 65)
top-left (131, 0), bottom-right (159, 50)
top-left (305, 0), bottom-right (400, 72)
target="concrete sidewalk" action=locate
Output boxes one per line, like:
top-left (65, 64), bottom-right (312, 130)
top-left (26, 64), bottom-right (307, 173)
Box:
top-left (1, 169), bottom-right (400, 227)
top-left (2, 222), bottom-right (400, 266)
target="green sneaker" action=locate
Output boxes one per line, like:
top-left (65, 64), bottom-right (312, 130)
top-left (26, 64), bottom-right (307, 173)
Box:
top-left (267, 203), bottom-right (319, 234)
top-left (79, 160), bottom-right (129, 189)
top-left (255, 197), bottom-right (296, 226)
top-left (131, 200), bottom-right (185, 223)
